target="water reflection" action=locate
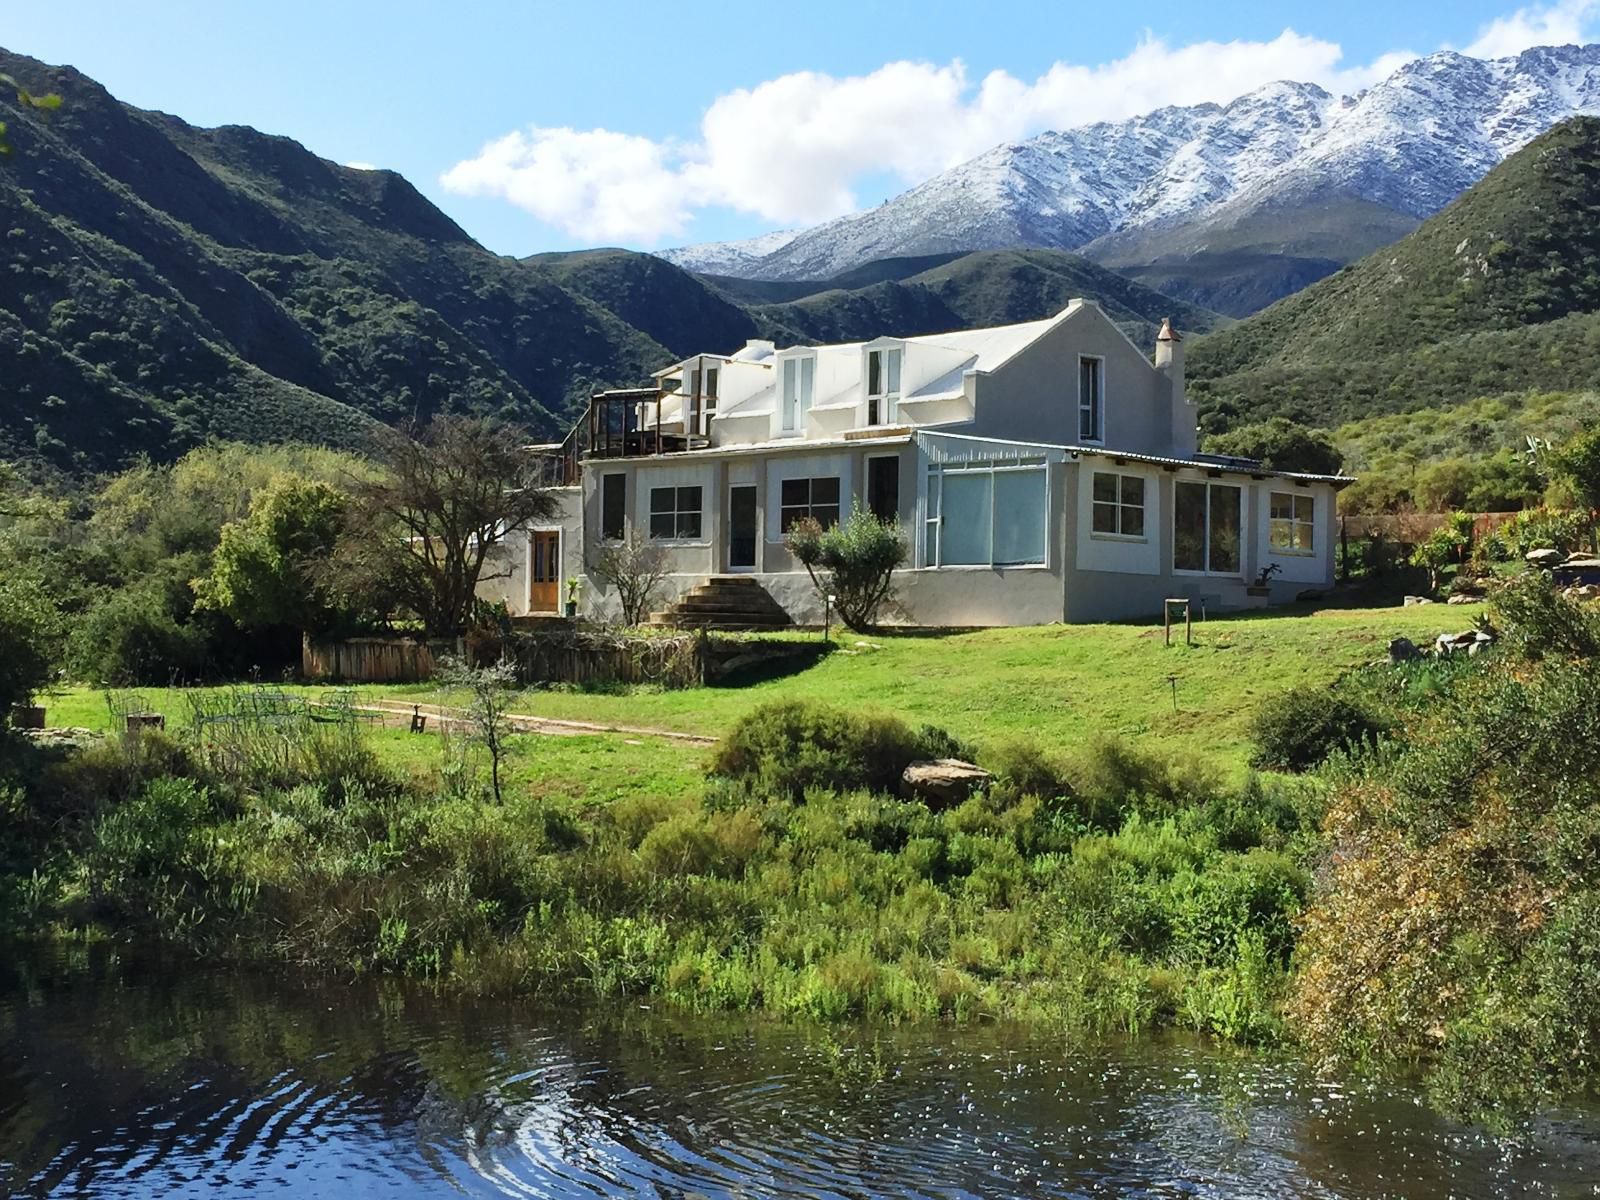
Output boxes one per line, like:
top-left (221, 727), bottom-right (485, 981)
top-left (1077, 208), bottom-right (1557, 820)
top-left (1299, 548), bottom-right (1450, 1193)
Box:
top-left (1, 944), bottom-right (1597, 1198)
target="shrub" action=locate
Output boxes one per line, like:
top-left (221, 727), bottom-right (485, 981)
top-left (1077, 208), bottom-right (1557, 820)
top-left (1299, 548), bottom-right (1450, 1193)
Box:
top-left (0, 574), bottom-right (61, 713)
top-left (709, 700), bottom-right (969, 800)
top-left (69, 584), bottom-right (208, 685)
top-left (1488, 571), bottom-right (1600, 661)
top-left (1065, 736), bottom-right (1223, 824)
top-left (786, 510), bottom-right (907, 632)
top-left (591, 533), bottom-right (671, 626)
top-left (1248, 686), bottom-right (1387, 772)
top-left (1501, 506), bottom-right (1588, 558)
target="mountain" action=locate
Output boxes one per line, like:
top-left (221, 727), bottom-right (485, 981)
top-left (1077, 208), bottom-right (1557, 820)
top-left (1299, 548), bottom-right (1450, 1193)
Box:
top-left (660, 45), bottom-right (1600, 315)
top-left (0, 48), bottom-right (1222, 472)
top-left (0, 48), bottom-right (688, 470)
top-left (1185, 116), bottom-right (1600, 428)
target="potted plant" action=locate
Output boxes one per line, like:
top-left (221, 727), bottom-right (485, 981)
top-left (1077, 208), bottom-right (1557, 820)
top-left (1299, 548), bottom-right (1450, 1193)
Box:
top-left (565, 576), bottom-right (581, 619)
top-left (1248, 563), bottom-right (1282, 596)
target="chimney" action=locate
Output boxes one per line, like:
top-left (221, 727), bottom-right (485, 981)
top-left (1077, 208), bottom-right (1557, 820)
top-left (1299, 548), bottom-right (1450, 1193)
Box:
top-left (1155, 318), bottom-right (1195, 457)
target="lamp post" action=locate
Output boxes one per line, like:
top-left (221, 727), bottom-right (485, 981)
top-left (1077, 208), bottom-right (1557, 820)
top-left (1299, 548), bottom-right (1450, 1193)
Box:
top-left (824, 593), bottom-right (836, 642)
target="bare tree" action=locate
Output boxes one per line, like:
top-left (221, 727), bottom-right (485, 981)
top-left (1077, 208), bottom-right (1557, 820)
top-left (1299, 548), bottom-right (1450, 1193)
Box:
top-left (325, 416), bottom-right (557, 637)
top-left (438, 656), bottom-right (519, 804)
top-left (591, 533), bottom-right (671, 626)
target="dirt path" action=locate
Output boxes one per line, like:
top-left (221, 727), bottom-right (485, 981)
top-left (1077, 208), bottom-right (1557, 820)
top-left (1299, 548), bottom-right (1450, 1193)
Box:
top-left (355, 701), bottom-right (718, 747)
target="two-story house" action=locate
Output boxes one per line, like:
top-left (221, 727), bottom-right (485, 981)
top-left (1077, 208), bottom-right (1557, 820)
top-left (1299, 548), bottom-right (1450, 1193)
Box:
top-left (480, 300), bottom-right (1348, 626)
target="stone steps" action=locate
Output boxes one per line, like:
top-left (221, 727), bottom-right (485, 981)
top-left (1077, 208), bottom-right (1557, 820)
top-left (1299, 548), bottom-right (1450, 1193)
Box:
top-left (650, 576), bottom-right (794, 631)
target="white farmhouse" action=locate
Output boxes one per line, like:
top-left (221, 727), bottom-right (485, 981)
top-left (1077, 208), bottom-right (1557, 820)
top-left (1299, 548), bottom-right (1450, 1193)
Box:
top-left (481, 301), bottom-right (1348, 626)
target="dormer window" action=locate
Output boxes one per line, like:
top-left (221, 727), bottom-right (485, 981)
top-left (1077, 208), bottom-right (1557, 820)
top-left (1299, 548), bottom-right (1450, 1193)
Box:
top-left (1078, 356), bottom-right (1103, 442)
top-left (867, 347), bottom-right (902, 425)
top-left (781, 355), bottom-right (814, 432)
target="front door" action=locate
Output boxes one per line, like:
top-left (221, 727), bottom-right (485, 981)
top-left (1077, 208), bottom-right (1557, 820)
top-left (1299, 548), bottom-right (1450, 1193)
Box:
top-left (729, 485), bottom-right (758, 570)
top-left (529, 531), bottom-right (561, 612)
top-left (867, 454), bottom-right (900, 522)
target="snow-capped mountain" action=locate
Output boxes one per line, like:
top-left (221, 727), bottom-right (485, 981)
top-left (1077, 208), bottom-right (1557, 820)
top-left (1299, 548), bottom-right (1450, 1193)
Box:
top-left (660, 44), bottom-right (1600, 296)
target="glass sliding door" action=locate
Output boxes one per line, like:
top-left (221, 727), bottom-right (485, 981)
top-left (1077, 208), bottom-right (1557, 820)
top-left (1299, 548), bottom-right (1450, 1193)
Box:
top-left (1174, 480), bottom-right (1242, 575)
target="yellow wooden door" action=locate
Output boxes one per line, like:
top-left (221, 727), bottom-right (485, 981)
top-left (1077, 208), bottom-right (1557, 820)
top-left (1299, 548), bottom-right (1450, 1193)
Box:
top-left (529, 531), bottom-right (560, 613)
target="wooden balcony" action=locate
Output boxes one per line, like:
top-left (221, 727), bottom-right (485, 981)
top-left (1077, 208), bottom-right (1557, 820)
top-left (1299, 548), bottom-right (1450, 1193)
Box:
top-left (536, 387), bottom-right (710, 487)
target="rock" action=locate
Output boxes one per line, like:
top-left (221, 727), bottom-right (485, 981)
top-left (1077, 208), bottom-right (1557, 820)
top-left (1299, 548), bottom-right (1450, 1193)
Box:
top-left (901, 759), bottom-right (993, 810)
top-left (1404, 595), bottom-right (1434, 606)
top-left (1388, 637), bottom-right (1421, 663)
top-left (1436, 630), bottom-right (1488, 656)
top-left (1526, 548), bottom-right (1562, 567)
top-left (1447, 592), bottom-right (1484, 605)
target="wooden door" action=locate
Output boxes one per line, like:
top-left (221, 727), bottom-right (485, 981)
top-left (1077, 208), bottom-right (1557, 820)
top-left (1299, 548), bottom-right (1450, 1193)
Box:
top-left (529, 531), bottom-right (560, 613)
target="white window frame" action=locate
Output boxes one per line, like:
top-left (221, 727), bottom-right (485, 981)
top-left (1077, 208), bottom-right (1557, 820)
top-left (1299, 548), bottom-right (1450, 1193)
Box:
top-left (866, 346), bottom-right (902, 427)
top-left (1268, 490), bottom-right (1316, 556)
top-left (921, 457), bottom-right (1050, 569)
top-left (780, 354), bottom-right (815, 433)
top-left (1172, 479), bottom-right (1244, 576)
top-left (1078, 355), bottom-right (1105, 443)
top-left (648, 484), bottom-right (704, 543)
top-left (1089, 470), bottom-right (1146, 541)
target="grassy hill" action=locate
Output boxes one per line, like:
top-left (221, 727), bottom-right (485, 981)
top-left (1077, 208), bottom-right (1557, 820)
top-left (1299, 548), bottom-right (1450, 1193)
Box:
top-left (1187, 118), bottom-right (1600, 429)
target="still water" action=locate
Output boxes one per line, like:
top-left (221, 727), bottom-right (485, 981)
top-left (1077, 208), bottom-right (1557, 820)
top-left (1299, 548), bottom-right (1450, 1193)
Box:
top-left (2, 946), bottom-right (1598, 1199)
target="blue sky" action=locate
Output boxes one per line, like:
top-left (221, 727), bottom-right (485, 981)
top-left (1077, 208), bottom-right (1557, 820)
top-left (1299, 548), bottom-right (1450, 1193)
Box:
top-left (6, 1), bottom-right (1598, 255)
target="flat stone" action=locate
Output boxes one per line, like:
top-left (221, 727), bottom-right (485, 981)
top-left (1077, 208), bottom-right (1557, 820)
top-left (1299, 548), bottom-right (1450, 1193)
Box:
top-left (901, 758), bottom-right (993, 810)
top-left (1446, 593), bottom-right (1484, 605)
top-left (1404, 595), bottom-right (1434, 606)
top-left (1527, 548), bottom-right (1563, 566)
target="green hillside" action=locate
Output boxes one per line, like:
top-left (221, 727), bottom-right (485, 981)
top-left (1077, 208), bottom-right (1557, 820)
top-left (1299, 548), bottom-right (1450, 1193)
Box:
top-left (0, 49), bottom-right (1225, 473)
top-left (1188, 118), bottom-right (1600, 429)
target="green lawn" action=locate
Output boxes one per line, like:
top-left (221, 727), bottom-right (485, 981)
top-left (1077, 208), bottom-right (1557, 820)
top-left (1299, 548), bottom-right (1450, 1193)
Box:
top-left (44, 600), bottom-right (1484, 774)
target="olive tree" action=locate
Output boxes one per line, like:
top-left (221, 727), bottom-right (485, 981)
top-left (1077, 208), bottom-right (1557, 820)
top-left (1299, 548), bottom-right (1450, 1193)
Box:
top-left (786, 510), bottom-right (907, 633)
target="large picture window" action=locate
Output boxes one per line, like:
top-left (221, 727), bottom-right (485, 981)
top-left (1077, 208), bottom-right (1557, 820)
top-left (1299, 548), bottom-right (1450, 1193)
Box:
top-left (649, 485), bottom-right (702, 540)
top-left (1269, 491), bottom-right (1315, 553)
top-left (924, 460), bottom-right (1047, 567)
top-left (1174, 480), bottom-right (1241, 574)
top-left (1091, 471), bottom-right (1145, 537)
top-left (781, 355), bottom-right (815, 432)
top-left (779, 476), bottom-right (840, 533)
top-left (1079, 356), bottom-right (1103, 441)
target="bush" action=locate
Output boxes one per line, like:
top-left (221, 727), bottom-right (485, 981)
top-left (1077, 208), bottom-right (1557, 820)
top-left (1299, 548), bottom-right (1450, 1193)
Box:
top-left (1489, 571), bottom-right (1600, 661)
top-left (0, 574), bottom-right (61, 713)
top-left (787, 510), bottom-right (907, 632)
top-left (69, 584), bottom-right (208, 685)
top-left (1248, 686), bottom-right (1387, 772)
top-left (1502, 506), bottom-right (1588, 558)
top-left (709, 700), bottom-right (969, 800)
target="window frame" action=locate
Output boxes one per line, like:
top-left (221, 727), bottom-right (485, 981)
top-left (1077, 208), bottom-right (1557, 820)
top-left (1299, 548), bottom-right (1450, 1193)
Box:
top-left (866, 346), bottom-right (903, 426)
top-left (780, 354), bottom-right (815, 433)
top-left (778, 475), bottom-right (842, 534)
top-left (1089, 470), bottom-right (1146, 541)
top-left (1172, 479), bottom-right (1244, 576)
top-left (647, 484), bottom-right (704, 542)
top-left (1268, 490), bottom-right (1316, 556)
top-left (921, 457), bottom-right (1050, 569)
top-left (600, 472), bottom-right (626, 541)
top-left (1078, 355), bottom-right (1105, 443)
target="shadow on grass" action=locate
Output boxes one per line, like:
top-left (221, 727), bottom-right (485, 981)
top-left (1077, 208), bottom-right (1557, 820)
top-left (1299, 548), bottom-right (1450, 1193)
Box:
top-left (709, 641), bottom-right (836, 689)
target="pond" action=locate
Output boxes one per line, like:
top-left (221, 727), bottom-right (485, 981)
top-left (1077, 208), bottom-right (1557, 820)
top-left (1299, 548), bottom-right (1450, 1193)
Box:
top-left (2, 945), bottom-right (1598, 1198)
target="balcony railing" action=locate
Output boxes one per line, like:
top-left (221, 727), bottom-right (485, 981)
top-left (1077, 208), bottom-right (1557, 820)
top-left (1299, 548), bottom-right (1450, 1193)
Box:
top-left (533, 387), bottom-right (710, 486)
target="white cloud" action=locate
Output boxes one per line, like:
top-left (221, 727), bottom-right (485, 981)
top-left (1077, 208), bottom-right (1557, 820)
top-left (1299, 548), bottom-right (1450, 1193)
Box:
top-left (441, 4), bottom-right (1600, 245)
top-left (345, 161), bottom-right (378, 171)
top-left (1464, 0), bottom-right (1599, 57)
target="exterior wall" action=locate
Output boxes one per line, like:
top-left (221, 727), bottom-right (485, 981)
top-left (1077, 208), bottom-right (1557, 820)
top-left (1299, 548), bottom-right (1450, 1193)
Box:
top-left (479, 487), bottom-right (583, 617)
top-left (970, 305), bottom-right (1179, 456)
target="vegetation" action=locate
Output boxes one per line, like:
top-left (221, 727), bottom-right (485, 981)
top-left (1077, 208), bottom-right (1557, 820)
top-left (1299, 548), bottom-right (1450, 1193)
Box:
top-left (1191, 119), bottom-right (1600, 431)
top-left (1247, 686), bottom-right (1387, 773)
top-left (1201, 418), bottom-right (1343, 475)
top-left (787, 510), bottom-right (908, 632)
top-left (591, 533), bottom-right (671, 626)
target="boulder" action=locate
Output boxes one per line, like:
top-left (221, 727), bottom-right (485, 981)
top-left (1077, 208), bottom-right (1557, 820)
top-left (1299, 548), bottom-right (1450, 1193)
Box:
top-left (1404, 595), bottom-right (1434, 607)
top-left (1446, 592), bottom-right (1484, 605)
top-left (1527, 548), bottom-right (1563, 567)
top-left (1388, 637), bottom-right (1422, 663)
top-left (901, 759), bottom-right (993, 810)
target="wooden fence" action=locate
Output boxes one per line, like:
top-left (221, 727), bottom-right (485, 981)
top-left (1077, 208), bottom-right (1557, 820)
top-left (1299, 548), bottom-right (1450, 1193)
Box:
top-left (301, 636), bottom-right (453, 683)
top-left (506, 630), bottom-right (706, 690)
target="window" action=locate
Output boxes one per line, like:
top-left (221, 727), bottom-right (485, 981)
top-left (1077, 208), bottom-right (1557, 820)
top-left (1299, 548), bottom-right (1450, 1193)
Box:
top-left (867, 347), bottom-right (902, 425)
top-left (1174, 480), bottom-right (1242, 574)
top-left (1269, 491), bottom-right (1315, 553)
top-left (1078, 356), bottom-right (1103, 441)
top-left (1090, 471), bottom-right (1145, 538)
top-left (781, 356), bottom-right (815, 432)
top-left (649, 485), bottom-right (702, 540)
top-left (866, 455), bottom-right (899, 522)
top-left (924, 460), bottom-right (1047, 567)
top-left (601, 473), bottom-right (626, 541)
top-left (779, 476), bottom-right (840, 533)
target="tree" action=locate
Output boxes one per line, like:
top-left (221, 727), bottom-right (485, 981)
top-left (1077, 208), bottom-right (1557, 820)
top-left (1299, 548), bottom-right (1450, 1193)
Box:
top-left (1551, 427), bottom-right (1600, 548)
top-left (1203, 418), bottom-right (1343, 476)
top-left (1410, 513), bottom-right (1474, 593)
top-left (326, 417), bottom-right (558, 637)
top-left (0, 72), bottom-right (61, 158)
top-left (786, 510), bottom-right (907, 633)
top-left (591, 534), bottom-right (670, 626)
top-left (438, 657), bottom-right (519, 804)
top-left (192, 477), bottom-right (349, 633)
